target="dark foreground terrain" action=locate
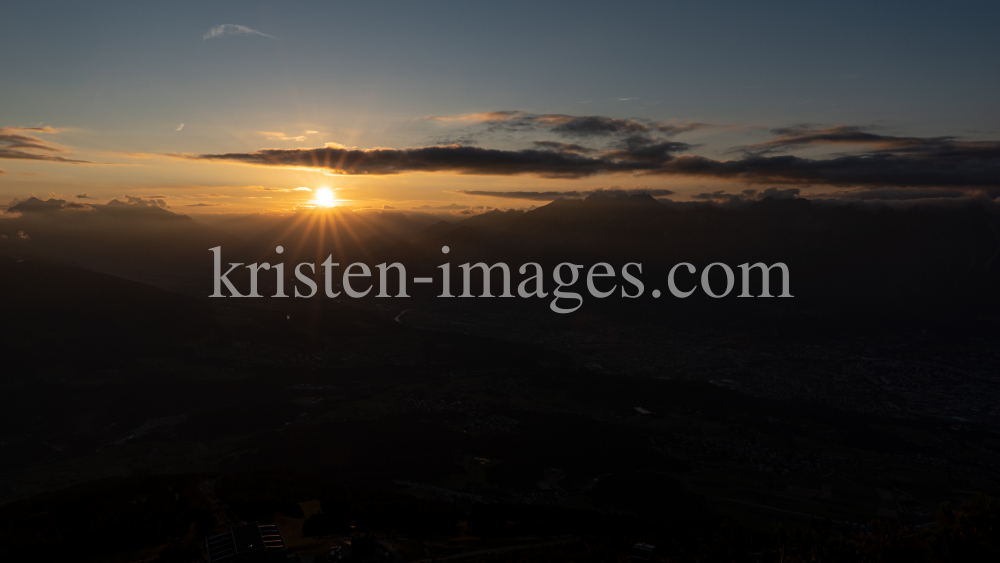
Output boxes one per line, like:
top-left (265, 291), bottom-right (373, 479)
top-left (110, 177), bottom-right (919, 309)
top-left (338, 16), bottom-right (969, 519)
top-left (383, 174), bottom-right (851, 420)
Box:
top-left (1, 195), bottom-right (999, 561)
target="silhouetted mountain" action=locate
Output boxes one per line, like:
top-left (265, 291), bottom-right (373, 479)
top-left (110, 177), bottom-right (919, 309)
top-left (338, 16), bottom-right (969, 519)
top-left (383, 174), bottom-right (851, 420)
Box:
top-left (6, 194), bottom-right (1000, 322)
top-left (0, 254), bottom-right (217, 372)
top-left (417, 219), bottom-right (458, 240)
top-left (455, 208), bottom-right (526, 236)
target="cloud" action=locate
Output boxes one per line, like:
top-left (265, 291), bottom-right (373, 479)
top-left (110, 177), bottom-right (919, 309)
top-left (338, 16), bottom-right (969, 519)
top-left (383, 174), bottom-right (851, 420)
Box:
top-left (251, 186), bottom-right (312, 192)
top-left (76, 194), bottom-right (95, 199)
top-left (189, 144), bottom-right (659, 179)
top-left (656, 122), bottom-right (711, 136)
top-left (4, 196), bottom-right (193, 224)
top-left (658, 142), bottom-right (1000, 188)
top-left (6, 197), bottom-right (66, 213)
top-left (176, 123), bottom-right (184, 131)
top-left (458, 186), bottom-right (675, 201)
top-left (425, 111), bottom-right (525, 122)
top-left (203, 24), bottom-right (275, 40)
top-left (427, 111), bottom-right (708, 139)
top-left (810, 187), bottom-right (975, 201)
top-left (532, 140), bottom-right (599, 154)
top-left (187, 114), bottom-right (1000, 189)
top-left (482, 113), bottom-right (692, 139)
top-left (0, 128), bottom-right (65, 152)
top-left (458, 190), bottom-right (586, 201)
top-left (185, 203), bottom-right (221, 207)
top-left (125, 195), bottom-right (167, 208)
top-left (258, 131), bottom-right (307, 142)
top-left (6, 125), bottom-right (63, 133)
top-left (732, 125), bottom-right (954, 155)
top-left (693, 188), bottom-right (802, 204)
top-left (411, 203), bottom-right (470, 210)
top-left (0, 126), bottom-right (91, 164)
top-left (193, 140), bottom-right (1000, 187)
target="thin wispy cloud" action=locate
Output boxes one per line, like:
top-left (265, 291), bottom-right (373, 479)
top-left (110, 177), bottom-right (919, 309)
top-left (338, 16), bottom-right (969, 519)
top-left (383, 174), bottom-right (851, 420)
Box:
top-left (8, 125), bottom-right (63, 133)
top-left (176, 123), bottom-right (185, 131)
top-left (0, 126), bottom-right (91, 164)
top-left (411, 203), bottom-right (471, 210)
top-left (258, 131), bottom-right (306, 142)
top-left (203, 24), bottom-right (276, 41)
top-left (250, 186), bottom-right (312, 193)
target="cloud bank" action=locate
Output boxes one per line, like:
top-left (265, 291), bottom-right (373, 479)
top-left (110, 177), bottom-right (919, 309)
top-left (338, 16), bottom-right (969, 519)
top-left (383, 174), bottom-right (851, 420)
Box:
top-left (183, 113), bottom-right (1000, 191)
top-left (457, 186), bottom-right (675, 201)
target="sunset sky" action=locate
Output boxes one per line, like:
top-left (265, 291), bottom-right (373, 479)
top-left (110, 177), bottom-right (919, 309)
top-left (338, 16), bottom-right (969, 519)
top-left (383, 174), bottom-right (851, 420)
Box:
top-left (2, 1), bottom-right (997, 214)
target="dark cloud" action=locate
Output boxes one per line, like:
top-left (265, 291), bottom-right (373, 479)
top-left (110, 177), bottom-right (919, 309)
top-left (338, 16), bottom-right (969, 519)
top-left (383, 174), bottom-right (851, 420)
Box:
top-left (734, 125), bottom-right (955, 155)
top-left (185, 203), bottom-right (220, 207)
top-left (811, 187), bottom-right (983, 201)
top-left (474, 112), bottom-right (707, 140)
top-left (656, 122), bottom-right (710, 136)
top-left (0, 127), bottom-right (91, 164)
top-left (533, 140), bottom-right (600, 154)
top-left (459, 190), bottom-right (586, 201)
top-left (189, 145), bottom-right (658, 179)
top-left (694, 188), bottom-right (801, 204)
top-left (458, 186), bottom-right (675, 201)
top-left (430, 134), bottom-right (479, 146)
top-left (76, 193), bottom-right (96, 199)
top-left (6, 197), bottom-right (67, 213)
top-left (607, 139), bottom-right (694, 163)
top-left (548, 115), bottom-right (652, 137)
top-left (589, 186), bottom-right (675, 198)
top-left (411, 203), bottom-right (470, 210)
top-left (0, 129), bottom-right (64, 152)
top-left (4, 197), bottom-right (191, 237)
top-left (190, 115), bottom-right (1000, 190)
top-left (0, 149), bottom-right (90, 164)
top-left (659, 144), bottom-right (1000, 187)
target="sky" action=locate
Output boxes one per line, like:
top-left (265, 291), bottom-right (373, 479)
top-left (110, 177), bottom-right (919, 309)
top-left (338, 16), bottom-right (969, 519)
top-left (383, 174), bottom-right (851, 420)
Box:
top-left (1, 1), bottom-right (998, 214)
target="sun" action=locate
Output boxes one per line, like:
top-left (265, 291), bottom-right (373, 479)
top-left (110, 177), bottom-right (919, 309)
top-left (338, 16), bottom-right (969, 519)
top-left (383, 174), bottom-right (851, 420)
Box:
top-left (314, 187), bottom-right (335, 207)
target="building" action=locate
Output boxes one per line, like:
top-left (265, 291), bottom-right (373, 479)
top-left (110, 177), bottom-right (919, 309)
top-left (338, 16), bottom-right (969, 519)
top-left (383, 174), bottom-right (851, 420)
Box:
top-left (206, 522), bottom-right (287, 562)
